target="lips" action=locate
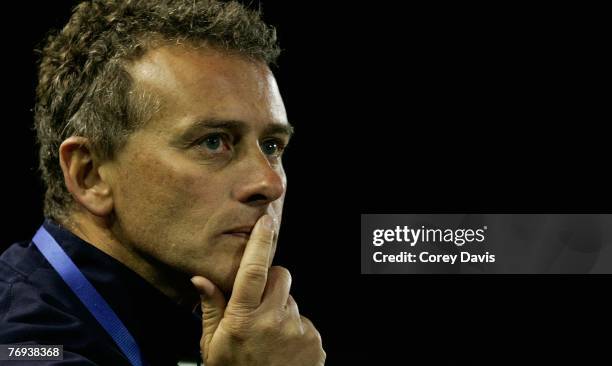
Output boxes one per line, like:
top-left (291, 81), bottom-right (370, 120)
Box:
top-left (227, 232), bottom-right (249, 239)
top-left (223, 225), bottom-right (254, 238)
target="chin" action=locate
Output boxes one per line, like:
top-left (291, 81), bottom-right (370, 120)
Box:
top-left (189, 248), bottom-right (243, 295)
top-left (213, 278), bottom-right (235, 298)
top-left (206, 264), bottom-right (240, 296)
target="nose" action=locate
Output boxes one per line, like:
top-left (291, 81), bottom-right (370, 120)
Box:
top-left (232, 147), bottom-right (286, 206)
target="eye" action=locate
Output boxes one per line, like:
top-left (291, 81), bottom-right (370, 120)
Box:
top-left (198, 133), bottom-right (231, 154)
top-left (260, 138), bottom-right (286, 157)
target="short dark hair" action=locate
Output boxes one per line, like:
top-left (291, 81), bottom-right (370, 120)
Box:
top-left (35, 0), bottom-right (280, 222)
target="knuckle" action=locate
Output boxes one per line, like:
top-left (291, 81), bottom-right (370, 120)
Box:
top-left (242, 262), bottom-right (269, 282)
top-left (300, 316), bottom-right (322, 343)
top-left (219, 316), bottom-right (253, 341)
top-left (286, 301), bottom-right (300, 319)
top-left (253, 235), bottom-right (273, 248)
top-left (313, 328), bottom-right (323, 344)
top-left (272, 265), bottom-right (291, 277)
top-left (258, 310), bottom-right (299, 337)
top-left (225, 302), bottom-right (256, 320)
top-left (201, 306), bottom-right (221, 321)
top-left (306, 326), bottom-right (322, 343)
top-left (320, 349), bottom-right (327, 363)
top-left (270, 266), bottom-right (292, 284)
top-left (300, 315), bottom-right (312, 327)
top-left (286, 294), bottom-right (297, 310)
top-left (256, 314), bottom-right (280, 335)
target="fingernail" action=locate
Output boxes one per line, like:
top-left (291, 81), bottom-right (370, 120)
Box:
top-left (190, 277), bottom-right (201, 289)
top-left (192, 276), bottom-right (217, 299)
top-left (261, 215), bottom-right (273, 231)
top-left (190, 277), bottom-right (206, 297)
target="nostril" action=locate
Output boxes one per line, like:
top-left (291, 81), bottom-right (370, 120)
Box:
top-left (245, 193), bottom-right (267, 204)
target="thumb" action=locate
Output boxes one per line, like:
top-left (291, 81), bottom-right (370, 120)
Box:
top-left (191, 276), bottom-right (226, 356)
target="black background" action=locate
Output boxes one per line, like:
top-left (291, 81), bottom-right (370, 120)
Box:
top-left (1, 1), bottom-right (609, 365)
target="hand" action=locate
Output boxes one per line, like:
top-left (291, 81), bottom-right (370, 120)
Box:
top-left (191, 215), bottom-right (325, 365)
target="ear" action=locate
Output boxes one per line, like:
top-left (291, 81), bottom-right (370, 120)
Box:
top-left (59, 136), bottom-right (113, 217)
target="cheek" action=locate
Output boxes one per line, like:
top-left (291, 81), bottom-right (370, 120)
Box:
top-left (111, 151), bottom-right (230, 267)
top-left (113, 151), bottom-right (219, 233)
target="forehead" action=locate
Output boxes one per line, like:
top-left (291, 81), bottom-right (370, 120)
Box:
top-left (127, 44), bottom-right (288, 132)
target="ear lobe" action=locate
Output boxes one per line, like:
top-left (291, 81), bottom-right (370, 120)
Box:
top-left (59, 136), bottom-right (114, 217)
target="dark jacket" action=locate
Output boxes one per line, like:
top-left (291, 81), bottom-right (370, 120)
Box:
top-left (0, 219), bottom-right (202, 365)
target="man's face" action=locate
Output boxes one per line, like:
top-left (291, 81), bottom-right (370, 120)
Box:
top-left (103, 45), bottom-right (290, 293)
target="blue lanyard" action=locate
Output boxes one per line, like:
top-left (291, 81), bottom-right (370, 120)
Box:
top-left (32, 226), bottom-right (144, 366)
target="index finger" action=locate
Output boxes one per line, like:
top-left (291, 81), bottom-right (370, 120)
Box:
top-left (228, 214), bottom-right (275, 310)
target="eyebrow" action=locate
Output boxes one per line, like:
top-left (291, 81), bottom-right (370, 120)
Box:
top-left (174, 118), bottom-right (294, 146)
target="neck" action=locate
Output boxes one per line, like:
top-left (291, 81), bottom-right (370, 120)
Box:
top-left (60, 211), bottom-right (199, 308)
